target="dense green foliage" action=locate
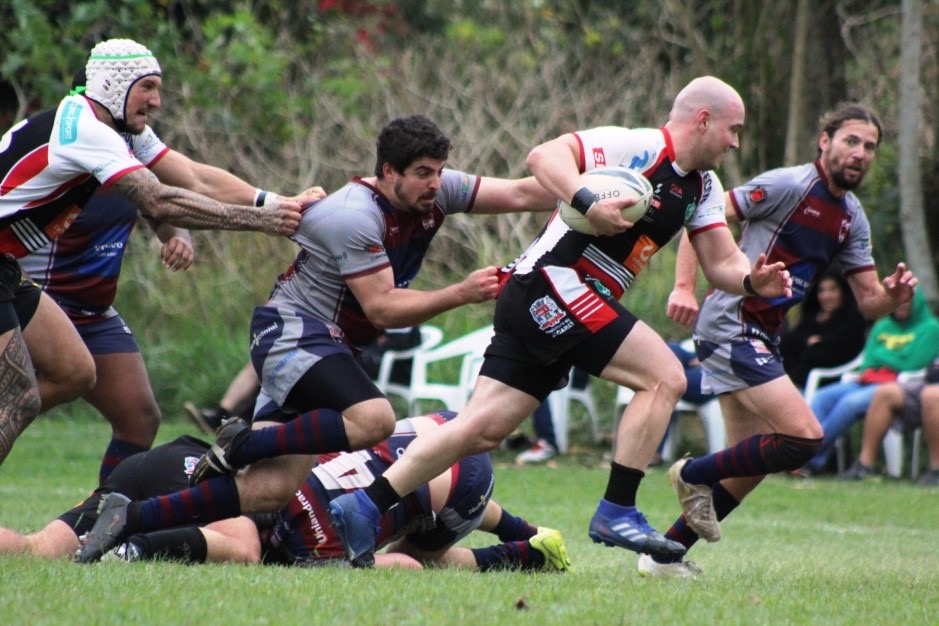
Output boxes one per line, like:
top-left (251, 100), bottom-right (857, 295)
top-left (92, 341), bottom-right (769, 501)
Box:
top-left (1, 1), bottom-right (937, 412)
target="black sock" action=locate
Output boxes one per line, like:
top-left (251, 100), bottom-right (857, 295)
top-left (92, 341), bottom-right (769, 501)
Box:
top-left (129, 526), bottom-right (208, 563)
top-left (364, 476), bottom-right (402, 514)
top-left (602, 462), bottom-right (644, 507)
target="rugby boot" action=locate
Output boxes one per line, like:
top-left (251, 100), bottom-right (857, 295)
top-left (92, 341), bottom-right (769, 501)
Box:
top-left (588, 499), bottom-right (686, 557)
top-left (189, 417), bottom-right (251, 486)
top-left (668, 455), bottom-right (720, 542)
top-left (328, 491), bottom-right (381, 568)
top-left (529, 528), bottom-right (573, 572)
top-left (75, 493), bottom-right (132, 563)
top-left (637, 553), bottom-right (703, 578)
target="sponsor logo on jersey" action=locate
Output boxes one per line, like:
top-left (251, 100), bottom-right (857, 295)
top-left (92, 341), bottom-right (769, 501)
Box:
top-left (627, 151), bottom-right (652, 171)
top-left (421, 215), bottom-right (435, 230)
top-left (295, 490), bottom-right (328, 547)
top-left (623, 234), bottom-right (659, 275)
top-left (59, 101), bottom-right (83, 145)
top-left (586, 277), bottom-right (611, 298)
top-left (592, 147), bottom-right (607, 168)
top-left (669, 183), bottom-right (683, 198)
top-left (529, 295), bottom-right (566, 331)
top-left (748, 186), bottom-right (766, 203)
top-left (251, 322), bottom-right (279, 348)
top-left (838, 217), bottom-right (851, 243)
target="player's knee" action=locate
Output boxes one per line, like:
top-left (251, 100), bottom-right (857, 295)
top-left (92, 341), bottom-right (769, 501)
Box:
top-left (764, 433), bottom-right (823, 471)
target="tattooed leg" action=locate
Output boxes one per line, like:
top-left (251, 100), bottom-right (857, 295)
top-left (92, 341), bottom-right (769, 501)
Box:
top-left (0, 328), bottom-right (41, 465)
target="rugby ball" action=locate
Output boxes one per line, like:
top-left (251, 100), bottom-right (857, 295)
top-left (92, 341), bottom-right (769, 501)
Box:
top-left (558, 166), bottom-right (654, 234)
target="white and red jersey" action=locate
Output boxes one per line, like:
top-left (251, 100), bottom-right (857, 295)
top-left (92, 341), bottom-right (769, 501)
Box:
top-left (0, 94), bottom-right (168, 258)
top-left (694, 160), bottom-right (876, 342)
top-left (505, 126), bottom-right (727, 300)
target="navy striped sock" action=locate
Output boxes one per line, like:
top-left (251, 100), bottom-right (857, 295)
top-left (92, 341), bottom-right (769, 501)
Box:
top-left (235, 409), bottom-right (351, 465)
top-left (99, 438), bottom-right (148, 485)
top-left (130, 475), bottom-right (241, 532)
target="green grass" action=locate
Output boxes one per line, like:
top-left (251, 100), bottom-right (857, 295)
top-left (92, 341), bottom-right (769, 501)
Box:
top-left (1, 414), bottom-right (937, 626)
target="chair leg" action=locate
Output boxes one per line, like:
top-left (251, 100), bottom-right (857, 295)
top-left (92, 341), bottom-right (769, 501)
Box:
top-left (911, 428), bottom-right (922, 480)
top-left (882, 428), bottom-right (904, 478)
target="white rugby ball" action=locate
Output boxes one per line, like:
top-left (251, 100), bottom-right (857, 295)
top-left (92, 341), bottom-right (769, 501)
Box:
top-left (558, 166), bottom-right (654, 234)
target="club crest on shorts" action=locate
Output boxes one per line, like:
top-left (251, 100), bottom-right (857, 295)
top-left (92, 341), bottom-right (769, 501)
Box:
top-left (530, 296), bottom-right (567, 331)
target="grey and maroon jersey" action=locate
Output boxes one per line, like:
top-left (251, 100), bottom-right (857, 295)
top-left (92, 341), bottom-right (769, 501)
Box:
top-left (694, 160), bottom-right (875, 342)
top-left (266, 170), bottom-right (480, 347)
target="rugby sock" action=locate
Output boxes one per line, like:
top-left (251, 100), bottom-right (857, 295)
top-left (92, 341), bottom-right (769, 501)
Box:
top-left (232, 409), bottom-right (351, 466)
top-left (472, 541), bottom-right (544, 571)
top-left (602, 461), bottom-right (644, 507)
top-left (99, 438), bottom-right (148, 485)
top-left (680, 433), bottom-right (824, 485)
top-left (126, 526), bottom-right (208, 563)
top-left (365, 476), bottom-right (403, 515)
top-left (128, 475), bottom-right (242, 532)
top-left (491, 509), bottom-right (539, 542)
top-left (655, 483), bottom-right (741, 564)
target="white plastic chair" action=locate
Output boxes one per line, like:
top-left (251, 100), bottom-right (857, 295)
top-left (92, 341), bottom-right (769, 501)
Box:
top-left (611, 385), bottom-right (725, 461)
top-left (547, 372), bottom-right (602, 453)
top-left (373, 325), bottom-right (444, 407)
top-left (406, 325), bottom-right (495, 415)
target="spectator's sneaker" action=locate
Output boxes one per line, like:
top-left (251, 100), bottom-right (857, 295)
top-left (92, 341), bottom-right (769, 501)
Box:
top-left (838, 460), bottom-right (876, 481)
top-left (75, 493), bottom-right (131, 563)
top-left (668, 456), bottom-right (720, 542)
top-left (529, 528), bottom-right (573, 572)
top-left (637, 553), bottom-right (702, 578)
top-left (189, 417), bottom-right (251, 486)
top-left (516, 439), bottom-right (557, 464)
top-left (184, 402), bottom-right (228, 435)
top-left (588, 501), bottom-right (686, 557)
top-left (101, 541), bottom-right (143, 563)
top-left (328, 491), bottom-right (381, 568)
top-left (916, 468), bottom-right (939, 488)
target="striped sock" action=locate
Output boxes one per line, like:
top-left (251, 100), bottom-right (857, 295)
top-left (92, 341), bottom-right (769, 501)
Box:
top-left (129, 475), bottom-right (242, 532)
top-left (472, 540), bottom-right (544, 571)
top-left (491, 508), bottom-right (539, 542)
top-left (234, 409), bottom-right (351, 466)
top-left (99, 438), bottom-right (148, 485)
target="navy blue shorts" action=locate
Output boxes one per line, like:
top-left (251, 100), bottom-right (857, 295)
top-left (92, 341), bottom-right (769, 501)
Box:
top-left (74, 313), bottom-right (139, 355)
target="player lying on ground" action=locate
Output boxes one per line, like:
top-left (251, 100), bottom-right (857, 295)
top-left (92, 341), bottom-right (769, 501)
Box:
top-left (11, 411), bottom-right (569, 571)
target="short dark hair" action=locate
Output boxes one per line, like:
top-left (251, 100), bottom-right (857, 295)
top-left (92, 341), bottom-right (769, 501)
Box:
top-left (818, 103), bottom-right (883, 155)
top-left (374, 115), bottom-right (452, 178)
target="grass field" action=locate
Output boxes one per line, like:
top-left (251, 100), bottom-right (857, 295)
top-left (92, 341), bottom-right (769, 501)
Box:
top-left (0, 413), bottom-right (936, 626)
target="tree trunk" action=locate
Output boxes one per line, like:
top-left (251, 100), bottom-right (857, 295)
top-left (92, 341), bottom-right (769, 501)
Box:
top-left (783, 0), bottom-right (811, 166)
top-left (898, 0), bottom-right (938, 306)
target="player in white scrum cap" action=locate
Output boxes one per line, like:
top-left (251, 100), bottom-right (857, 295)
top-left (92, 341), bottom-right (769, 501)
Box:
top-left (0, 38), bottom-right (321, 469)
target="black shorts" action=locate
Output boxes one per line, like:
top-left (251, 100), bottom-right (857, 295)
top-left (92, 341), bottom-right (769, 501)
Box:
top-left (482, 267), bottom-right (637, 401)
top-left (0, 255), bottom-right (40, 334)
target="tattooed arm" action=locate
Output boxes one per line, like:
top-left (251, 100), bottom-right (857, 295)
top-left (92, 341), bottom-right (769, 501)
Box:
top-left (110, 168), bottom-right (301, 236)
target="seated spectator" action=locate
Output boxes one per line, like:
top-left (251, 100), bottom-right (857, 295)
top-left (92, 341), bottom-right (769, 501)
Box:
top-left (779, 270), bottom-right (867, 391)
top-left (799, 291), bottom-right (939, 476)
top-left (840, 357), bottom-right (939, 486)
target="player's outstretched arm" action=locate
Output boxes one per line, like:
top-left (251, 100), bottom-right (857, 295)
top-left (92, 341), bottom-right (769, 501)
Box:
top-left (111, 169), bottom-right (300, 236)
